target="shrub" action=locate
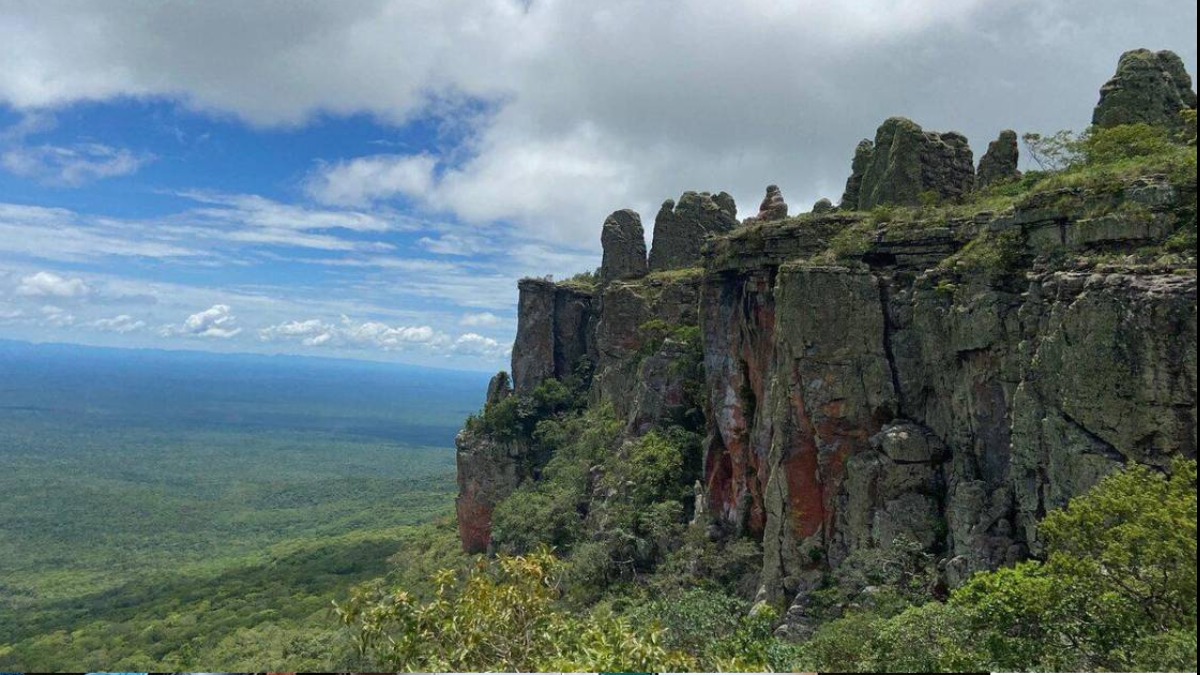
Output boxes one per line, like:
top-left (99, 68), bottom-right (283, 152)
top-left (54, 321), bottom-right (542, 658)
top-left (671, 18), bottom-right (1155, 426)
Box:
top-left (334, 549), bottom-right (694, 672)
top-left (1078, 123), bottom-right (1175, 165)
top-left (939, 229), bottom-right (1026, 279)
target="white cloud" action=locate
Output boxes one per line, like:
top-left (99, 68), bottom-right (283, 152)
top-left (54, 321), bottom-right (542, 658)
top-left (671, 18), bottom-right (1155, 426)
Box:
top-left (40, 304), bottom-right (75, 327)
top-left (3, 1), bottom-right (1194, 246)
top-left (0, 192), bottom-right (417, 266)
top-left (418, 233), bottom-right (490, 256)
top-left (16, 270), bottom-right (91, 298)
top-left (258, 318), bottom-right (339, 347)
top-left (340, 319), bottom-right (442, 350)
top-left (179, 191), bottom-right (407, 233)
top-left (306, 154), bottom-right (437, 206)
top-left (452, 332), bottom-right (508, 358)
top-left (1, 143), bottom-right (151, 186)
top-left (258, 315), bottom-right (508, 358)
top-left (460, 311), bottom-right (502, 328)
top-left (259, 316), bottom-right (444, 351)
top-left (91, 314), bottom-right (146, 334)
top-left (0, 203), bottom-right (203, 262)
top-left (162, 304), bottom-right (242, 339)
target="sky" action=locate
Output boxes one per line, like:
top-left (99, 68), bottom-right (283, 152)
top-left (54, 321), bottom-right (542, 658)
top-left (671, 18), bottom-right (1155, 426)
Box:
top-left (0, 1), bottom-right (1195, 371)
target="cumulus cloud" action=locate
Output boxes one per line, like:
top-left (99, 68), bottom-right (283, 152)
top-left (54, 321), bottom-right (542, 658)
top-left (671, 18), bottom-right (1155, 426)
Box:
top-left (260, 316), bottom-right (442, 351)
top-left (1, 143), bottom-right (151, 186)
top-left (258, 315), bottom-right (509, 358)
top-left (2, 1), bottom-right (1194, 246)
top-left (91, 314), bottom-right (146, 334)
top-left (15, 270), bottom-right (91, 298)
top-left (306, 154), bottom-right (437, 207)
top-left (460, 311), bottom-right (503, 328)
top-left (451, 332), bottom-right (508, 358)
top-left (162, 304), bottom-right (242, 339)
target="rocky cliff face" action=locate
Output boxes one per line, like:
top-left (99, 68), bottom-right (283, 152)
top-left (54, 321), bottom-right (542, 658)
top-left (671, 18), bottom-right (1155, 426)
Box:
top-left (455, 49), bottom-right (1198, 620)
top-left (702, 174), bottom-right (1197, 604)
top-left (510, 278), bottom-right (595, 394)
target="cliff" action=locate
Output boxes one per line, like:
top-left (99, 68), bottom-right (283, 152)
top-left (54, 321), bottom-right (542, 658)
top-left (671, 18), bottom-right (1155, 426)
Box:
top-left (454, 49), bottom-right (1198, 631)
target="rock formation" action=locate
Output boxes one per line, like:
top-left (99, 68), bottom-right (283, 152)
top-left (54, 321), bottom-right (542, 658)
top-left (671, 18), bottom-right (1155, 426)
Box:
top-left (839, 140), bottom-right (874, 209)
top-left (454, 52), bottom-right (1199, 631)
top-left (1093, 49), bottom-right (1198, 131)
top-left (460, 170), bottom-right (1197, 583)
top-left (842, 117), bottom-right (976, 210)
top-left (976, 130), bottom-right (1021, 189)
top-left (510, 278), bottom-right (594, 394)
top-left (648, 191), bottom-right (738, 270)
top-left (745, 185), bottom-right (789, 223)
top-left (485, 371), bottom-right (512, 406)
top-left (811, 198), bottom-right (834, 214)
top-left (599, 209), bottom-right (648, 283)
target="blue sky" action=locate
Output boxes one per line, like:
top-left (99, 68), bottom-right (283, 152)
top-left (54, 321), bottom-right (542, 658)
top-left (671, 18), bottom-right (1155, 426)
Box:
top-left (0, 1), bottom-right (1195, 371)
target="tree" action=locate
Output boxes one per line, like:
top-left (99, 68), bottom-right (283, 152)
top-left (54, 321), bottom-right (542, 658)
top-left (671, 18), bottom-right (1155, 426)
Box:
top-left (952, 459), bottom-right (1197, 671)
top-left (333, 548), bottom-right (694, 672)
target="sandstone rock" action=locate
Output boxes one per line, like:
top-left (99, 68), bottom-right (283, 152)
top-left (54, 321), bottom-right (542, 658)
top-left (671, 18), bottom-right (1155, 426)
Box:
top-left (599, 209), bottom-right (648, 283)
top-left (457, 55), bottom-right (1199, 612)
top-left (511, 279), bottom-right (594, 394)
top-left (455, 426), bottom-right (526, 553)
top-left (840, 139), bottom-right (874, 209)
top-left (976, 130), bottom-right (1021, 189)
top-left (649, 191), bottom-right (739, 270)
top-left (699, 174), bottom-right (1196, 602)
top-left (1093, 49), bottom-right (1198, 131)
top-left (625, 338), bottom-right (690, 436)
top-left (757, 264), bottom-right (899, 599)
top-left (812, 198), bottom-right (834, 214)
top-left (848, 117), bottom-right (975, 210)
top-left (592, 272), bottom-right (701, 419)
top-left (746, 185), bottom-right (788, 223)
top-left (485, 371), bottom-right (513, 406)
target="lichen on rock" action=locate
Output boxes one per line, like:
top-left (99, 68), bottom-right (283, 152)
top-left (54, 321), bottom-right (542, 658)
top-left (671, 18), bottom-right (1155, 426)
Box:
top-left (1093, 48), bottom-right (1198, 131)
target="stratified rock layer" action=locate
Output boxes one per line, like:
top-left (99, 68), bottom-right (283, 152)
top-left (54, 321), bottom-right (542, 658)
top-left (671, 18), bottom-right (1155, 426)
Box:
top-left (1093, 49), bottom-right (1198, 131)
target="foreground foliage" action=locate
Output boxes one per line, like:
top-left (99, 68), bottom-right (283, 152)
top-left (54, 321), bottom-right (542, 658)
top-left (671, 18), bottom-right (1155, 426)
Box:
top-left (334, 549), bottom-right (694, 672)
top-left (336, 460), bottom-right (1197, 672)
top-left (797, 459), bottom-right (1197, 672)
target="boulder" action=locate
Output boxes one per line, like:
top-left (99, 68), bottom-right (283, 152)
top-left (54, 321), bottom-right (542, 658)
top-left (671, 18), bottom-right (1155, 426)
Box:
top-left (1093, 49), bottom-right (1198, 131)
top-left (812, 197), bottom-right (835, 214)
top-left (746, 184), bottom-right (789, 223)
top-left (599, 209), bottom-right (648, 283)
top-left (976, 130), bottom-right (1021, 189)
